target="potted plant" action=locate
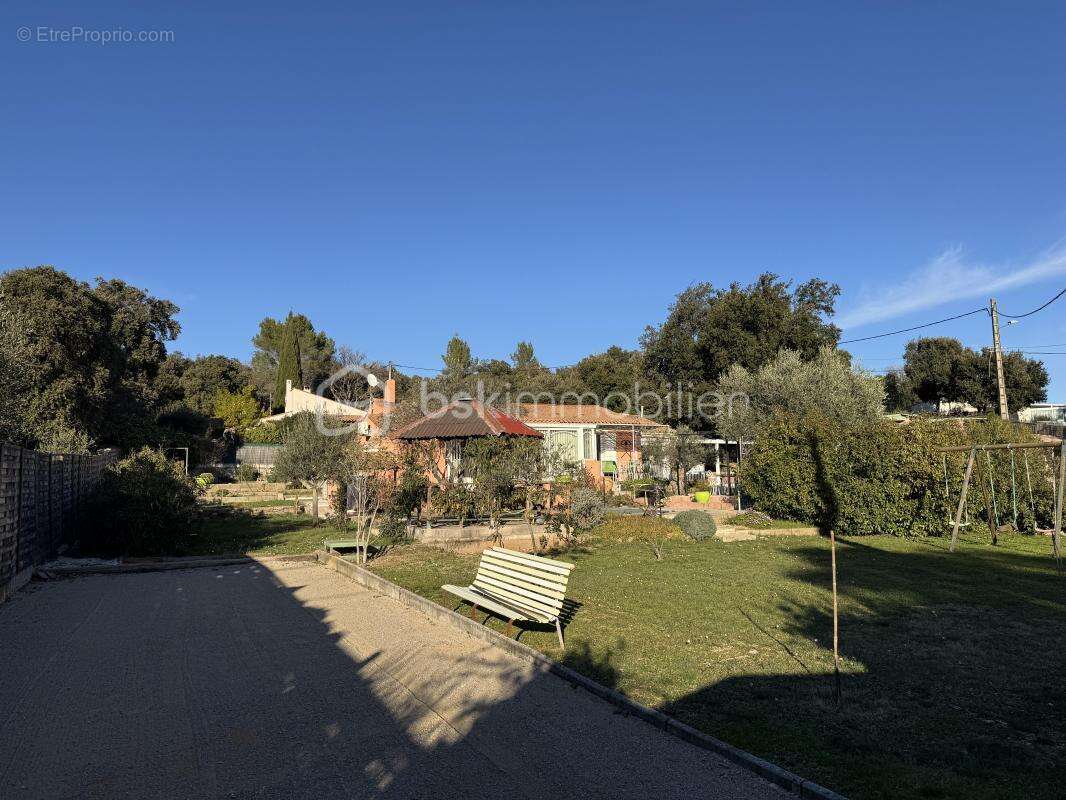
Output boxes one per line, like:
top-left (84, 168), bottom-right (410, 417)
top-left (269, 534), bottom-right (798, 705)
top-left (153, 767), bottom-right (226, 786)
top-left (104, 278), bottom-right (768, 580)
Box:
top-left (689, 480), bottom-right (711, 504)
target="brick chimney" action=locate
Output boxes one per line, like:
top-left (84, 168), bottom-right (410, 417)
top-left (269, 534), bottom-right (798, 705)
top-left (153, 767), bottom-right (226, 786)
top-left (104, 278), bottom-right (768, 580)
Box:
top-left (384, 377), bottom-right (396, 409)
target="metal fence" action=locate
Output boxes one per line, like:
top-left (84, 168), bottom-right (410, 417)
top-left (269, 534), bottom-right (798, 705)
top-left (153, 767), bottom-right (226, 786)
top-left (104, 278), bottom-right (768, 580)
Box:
top-left (236, 444), bottom-right (281, 467)
top-left (0, 442), bottom-right (118, 595)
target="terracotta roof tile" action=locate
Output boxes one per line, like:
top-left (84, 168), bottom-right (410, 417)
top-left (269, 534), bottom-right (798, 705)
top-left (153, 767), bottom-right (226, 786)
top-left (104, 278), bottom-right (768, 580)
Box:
top-left (517, 403), bottom-right (664, 428)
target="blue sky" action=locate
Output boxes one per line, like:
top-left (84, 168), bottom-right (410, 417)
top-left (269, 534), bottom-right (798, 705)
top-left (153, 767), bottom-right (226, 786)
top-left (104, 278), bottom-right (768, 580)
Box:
top-left (3, 2), bottom-right (1066, 395)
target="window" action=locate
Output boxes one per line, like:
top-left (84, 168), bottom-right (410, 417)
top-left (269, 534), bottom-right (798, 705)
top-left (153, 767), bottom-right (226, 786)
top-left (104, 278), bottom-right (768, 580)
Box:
top-left (445, 440), bottom-right (463, 480)
top-left (546, 429), bottom-right (579, 465)
top-left (583, 429), bottom-right (597, 460)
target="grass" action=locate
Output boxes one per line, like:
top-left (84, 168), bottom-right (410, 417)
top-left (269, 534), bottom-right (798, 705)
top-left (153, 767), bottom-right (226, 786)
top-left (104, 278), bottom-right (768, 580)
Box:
top-left (222, 498), bottom-right (298, 509)
top-left (722, 512), bottom-right (810, 529)
top-left (184, 512), bottom-right (336, 556)
top-left (369, 529), bottom-right (1066, 800)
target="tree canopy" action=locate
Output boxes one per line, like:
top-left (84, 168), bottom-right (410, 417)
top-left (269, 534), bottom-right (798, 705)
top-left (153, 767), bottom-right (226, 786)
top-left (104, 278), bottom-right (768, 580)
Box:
top-left (641, 274), bottom-right (841, 423)
top-left (0, 266), bottom-right (180, 451)
top-left (251, 312), bottom-right (335, 407)
top-left (886, 336), bottom-right (1048, 413)
top-left (717, 346), bottom-right (884, 442)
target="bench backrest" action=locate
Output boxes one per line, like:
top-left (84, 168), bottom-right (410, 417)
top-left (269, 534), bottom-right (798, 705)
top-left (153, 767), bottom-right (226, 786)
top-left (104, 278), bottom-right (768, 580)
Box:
top-left (472, 547), bottom-right (575, 620)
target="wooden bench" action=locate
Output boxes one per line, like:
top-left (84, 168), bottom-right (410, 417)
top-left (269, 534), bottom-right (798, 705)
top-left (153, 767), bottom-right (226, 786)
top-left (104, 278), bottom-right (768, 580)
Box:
top-left (443, 547), bottom-right (575, 649)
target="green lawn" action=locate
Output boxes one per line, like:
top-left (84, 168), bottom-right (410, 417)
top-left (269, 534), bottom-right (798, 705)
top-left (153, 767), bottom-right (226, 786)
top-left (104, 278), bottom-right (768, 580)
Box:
top-left (369, 531), bottom-right (1066, 800)
top-left (184, 512), bottom-right (336, 556)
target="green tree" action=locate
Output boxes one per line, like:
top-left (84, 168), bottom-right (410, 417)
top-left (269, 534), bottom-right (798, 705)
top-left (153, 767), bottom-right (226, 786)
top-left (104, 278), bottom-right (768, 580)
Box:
top-left (899, 337), bottom-right (1048, 413)
top-left (271, 412), bottom-right (350, 522)
top-left (717, 346), bottom-right (884, 442)
top-left (883, 368), bottom-right (917, 412)
top-left (572, 347), bottom-right (643, 411)
top-left (440, 335), bottom-right (474, 396)
top-left (958, 348), bottom-right (1048, 413)
top-left (179, 355), bottom-right (249, 415)
top-left (273, 321), bottom-right (304, 411)
top-left (641, 274), bottom-right (841, 423)
top-left (900, 337), bottom-right (968, 408)
top-left (251, 313), bottom-right (336, 407)
top-left (214, 386), bottom-right (262, 429)
top-left (0, 266), bottom-right (179, 451)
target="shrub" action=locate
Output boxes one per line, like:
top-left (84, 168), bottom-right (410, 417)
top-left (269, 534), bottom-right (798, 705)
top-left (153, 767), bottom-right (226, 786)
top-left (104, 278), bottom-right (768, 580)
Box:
top-left (688, 480), bottom-right (711, 493)
top-left (569, 487), bottom-right (606, 531)
top-left (194, 472), bottom-right (215, 489)
top-left (594, 515), bottom-right (682, 543)
top-left (740, 412), bottom-right (1056, 536)
top-left (234, 463), bottom-right (259, 482)
top-left (242, 423), bottom-right (281, 445)
top-left (673, 510), bottom-right (718, 541)
top-left (81, 448), bottom-right (200, 557)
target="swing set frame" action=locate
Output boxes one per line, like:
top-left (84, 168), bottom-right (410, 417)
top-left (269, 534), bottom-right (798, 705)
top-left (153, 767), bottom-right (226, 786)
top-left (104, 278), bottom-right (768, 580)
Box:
top-left (939, 439), bottom-right (1066, 562)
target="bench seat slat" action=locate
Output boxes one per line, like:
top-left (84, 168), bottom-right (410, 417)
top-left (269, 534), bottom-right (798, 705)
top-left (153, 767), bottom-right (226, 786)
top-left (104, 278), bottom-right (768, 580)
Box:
top-left (471, 571), bottom-right (562, 618)
top-left (443, 548), bottom-right (575, 638)
top-left (473, 574), bottom-right (565, 610)
top-left (485, 547), bottom-right (574, 575)
top-left (442, 584), bottom-right (554, 623)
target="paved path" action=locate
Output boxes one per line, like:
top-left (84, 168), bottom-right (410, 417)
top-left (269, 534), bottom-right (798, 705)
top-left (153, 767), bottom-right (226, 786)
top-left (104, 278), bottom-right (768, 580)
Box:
top-left (0, 559), bottom-right (785, 799)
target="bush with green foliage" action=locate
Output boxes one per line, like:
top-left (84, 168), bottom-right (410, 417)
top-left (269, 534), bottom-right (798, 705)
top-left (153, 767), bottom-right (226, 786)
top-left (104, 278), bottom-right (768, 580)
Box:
top-left (242, 423), bottom-right (282, 444)
top-left (740, 413), bottom-right (1056, 536)
top-left (594, 515), bottom-right (682, 542)
top-left (673, 510), bottom-right (718, 541)
top-left (194, 472), bottom-right (215, 489)
top-left (234, 463), bottom-right (259, 482)
top-left (81, 448), bottom-right (200, 556)
top-left (569, 487), bottom-right (606, 531)
top-left (214, 386), bottom-right (262, 430)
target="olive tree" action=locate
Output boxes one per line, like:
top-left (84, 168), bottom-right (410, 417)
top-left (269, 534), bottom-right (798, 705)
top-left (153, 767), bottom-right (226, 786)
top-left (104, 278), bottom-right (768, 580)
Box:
top-left (717, 346), bottom-right (884, 443)
top-left (271, 411), bottom-right (349, 522)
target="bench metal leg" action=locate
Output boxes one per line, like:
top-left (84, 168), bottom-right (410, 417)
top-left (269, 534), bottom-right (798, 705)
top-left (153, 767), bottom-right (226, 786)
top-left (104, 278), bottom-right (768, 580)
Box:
top-left (555, 618), bottom-right (565, 650)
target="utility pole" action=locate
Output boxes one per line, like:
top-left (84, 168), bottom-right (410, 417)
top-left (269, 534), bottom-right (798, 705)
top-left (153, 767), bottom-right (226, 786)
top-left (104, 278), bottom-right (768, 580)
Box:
top-left (989, 298), bottom-right (1009, 420)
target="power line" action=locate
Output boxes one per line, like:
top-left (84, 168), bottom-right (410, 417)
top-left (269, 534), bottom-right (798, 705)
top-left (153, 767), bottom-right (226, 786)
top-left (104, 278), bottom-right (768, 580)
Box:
top-left (998, 287), bottom-right (1066, 319)
top-left (838, 307), bottom-right (987, 344)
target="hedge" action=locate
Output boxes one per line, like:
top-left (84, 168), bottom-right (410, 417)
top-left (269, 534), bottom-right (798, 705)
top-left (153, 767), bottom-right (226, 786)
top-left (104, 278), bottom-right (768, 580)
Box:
top-left (740, 413), bottom-right (1056, 537)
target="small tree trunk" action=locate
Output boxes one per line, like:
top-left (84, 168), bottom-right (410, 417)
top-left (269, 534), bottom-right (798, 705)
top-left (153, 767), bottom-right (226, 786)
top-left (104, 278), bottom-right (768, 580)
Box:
top-left (311, 483), bottom-right (320, 524)
top-left (526, 486), bottom-right (537, 552)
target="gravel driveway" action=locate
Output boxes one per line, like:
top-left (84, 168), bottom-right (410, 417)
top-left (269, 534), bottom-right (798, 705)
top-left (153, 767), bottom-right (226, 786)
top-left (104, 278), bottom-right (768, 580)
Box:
top-left (0, 558), bottom-right (786, 799)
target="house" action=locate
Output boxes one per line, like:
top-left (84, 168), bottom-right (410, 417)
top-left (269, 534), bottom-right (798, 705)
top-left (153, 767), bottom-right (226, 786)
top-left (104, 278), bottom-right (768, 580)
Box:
top-left (258, 377), bottom-right (397, 438)
top-left (515, 403), bottom-right (669, 488)
top-left (1017, 403), bottom-right (1066, 424)
top-left (392, 397), bottom-right (542, 484)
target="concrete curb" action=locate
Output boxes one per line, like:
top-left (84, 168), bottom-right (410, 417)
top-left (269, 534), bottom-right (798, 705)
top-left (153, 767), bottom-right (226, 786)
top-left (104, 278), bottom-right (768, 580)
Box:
top-left (35, 553), bottom-right (315, 577)
top-left (314, 549), bottom-right (847, 800)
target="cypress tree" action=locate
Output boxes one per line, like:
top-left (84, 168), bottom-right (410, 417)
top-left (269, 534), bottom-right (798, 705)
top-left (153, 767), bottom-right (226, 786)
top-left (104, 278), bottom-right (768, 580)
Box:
top-left (274, 319), bottom-right (303, 411)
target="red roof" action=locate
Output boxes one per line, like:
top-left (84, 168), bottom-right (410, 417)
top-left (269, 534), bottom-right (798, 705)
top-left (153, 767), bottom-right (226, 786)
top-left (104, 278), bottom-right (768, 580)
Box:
top-left (393, 399), bottom-right (543, 440)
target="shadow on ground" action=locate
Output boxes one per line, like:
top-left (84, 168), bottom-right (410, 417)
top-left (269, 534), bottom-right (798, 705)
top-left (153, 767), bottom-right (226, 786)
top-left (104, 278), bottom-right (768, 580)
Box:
top-left (0, 559), bottom-right (780, 800)
top-left (658, 537), bottom-right (1066, 800)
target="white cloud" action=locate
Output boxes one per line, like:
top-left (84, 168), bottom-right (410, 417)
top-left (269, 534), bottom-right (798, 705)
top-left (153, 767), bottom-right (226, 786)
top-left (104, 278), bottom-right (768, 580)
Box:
top-left (837, 241), bottom-right (1066, 330)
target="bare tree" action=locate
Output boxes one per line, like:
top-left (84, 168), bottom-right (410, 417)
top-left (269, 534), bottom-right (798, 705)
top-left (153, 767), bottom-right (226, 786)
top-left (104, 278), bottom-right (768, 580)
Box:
top-left (327, 345), bottom-right (369, 406)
